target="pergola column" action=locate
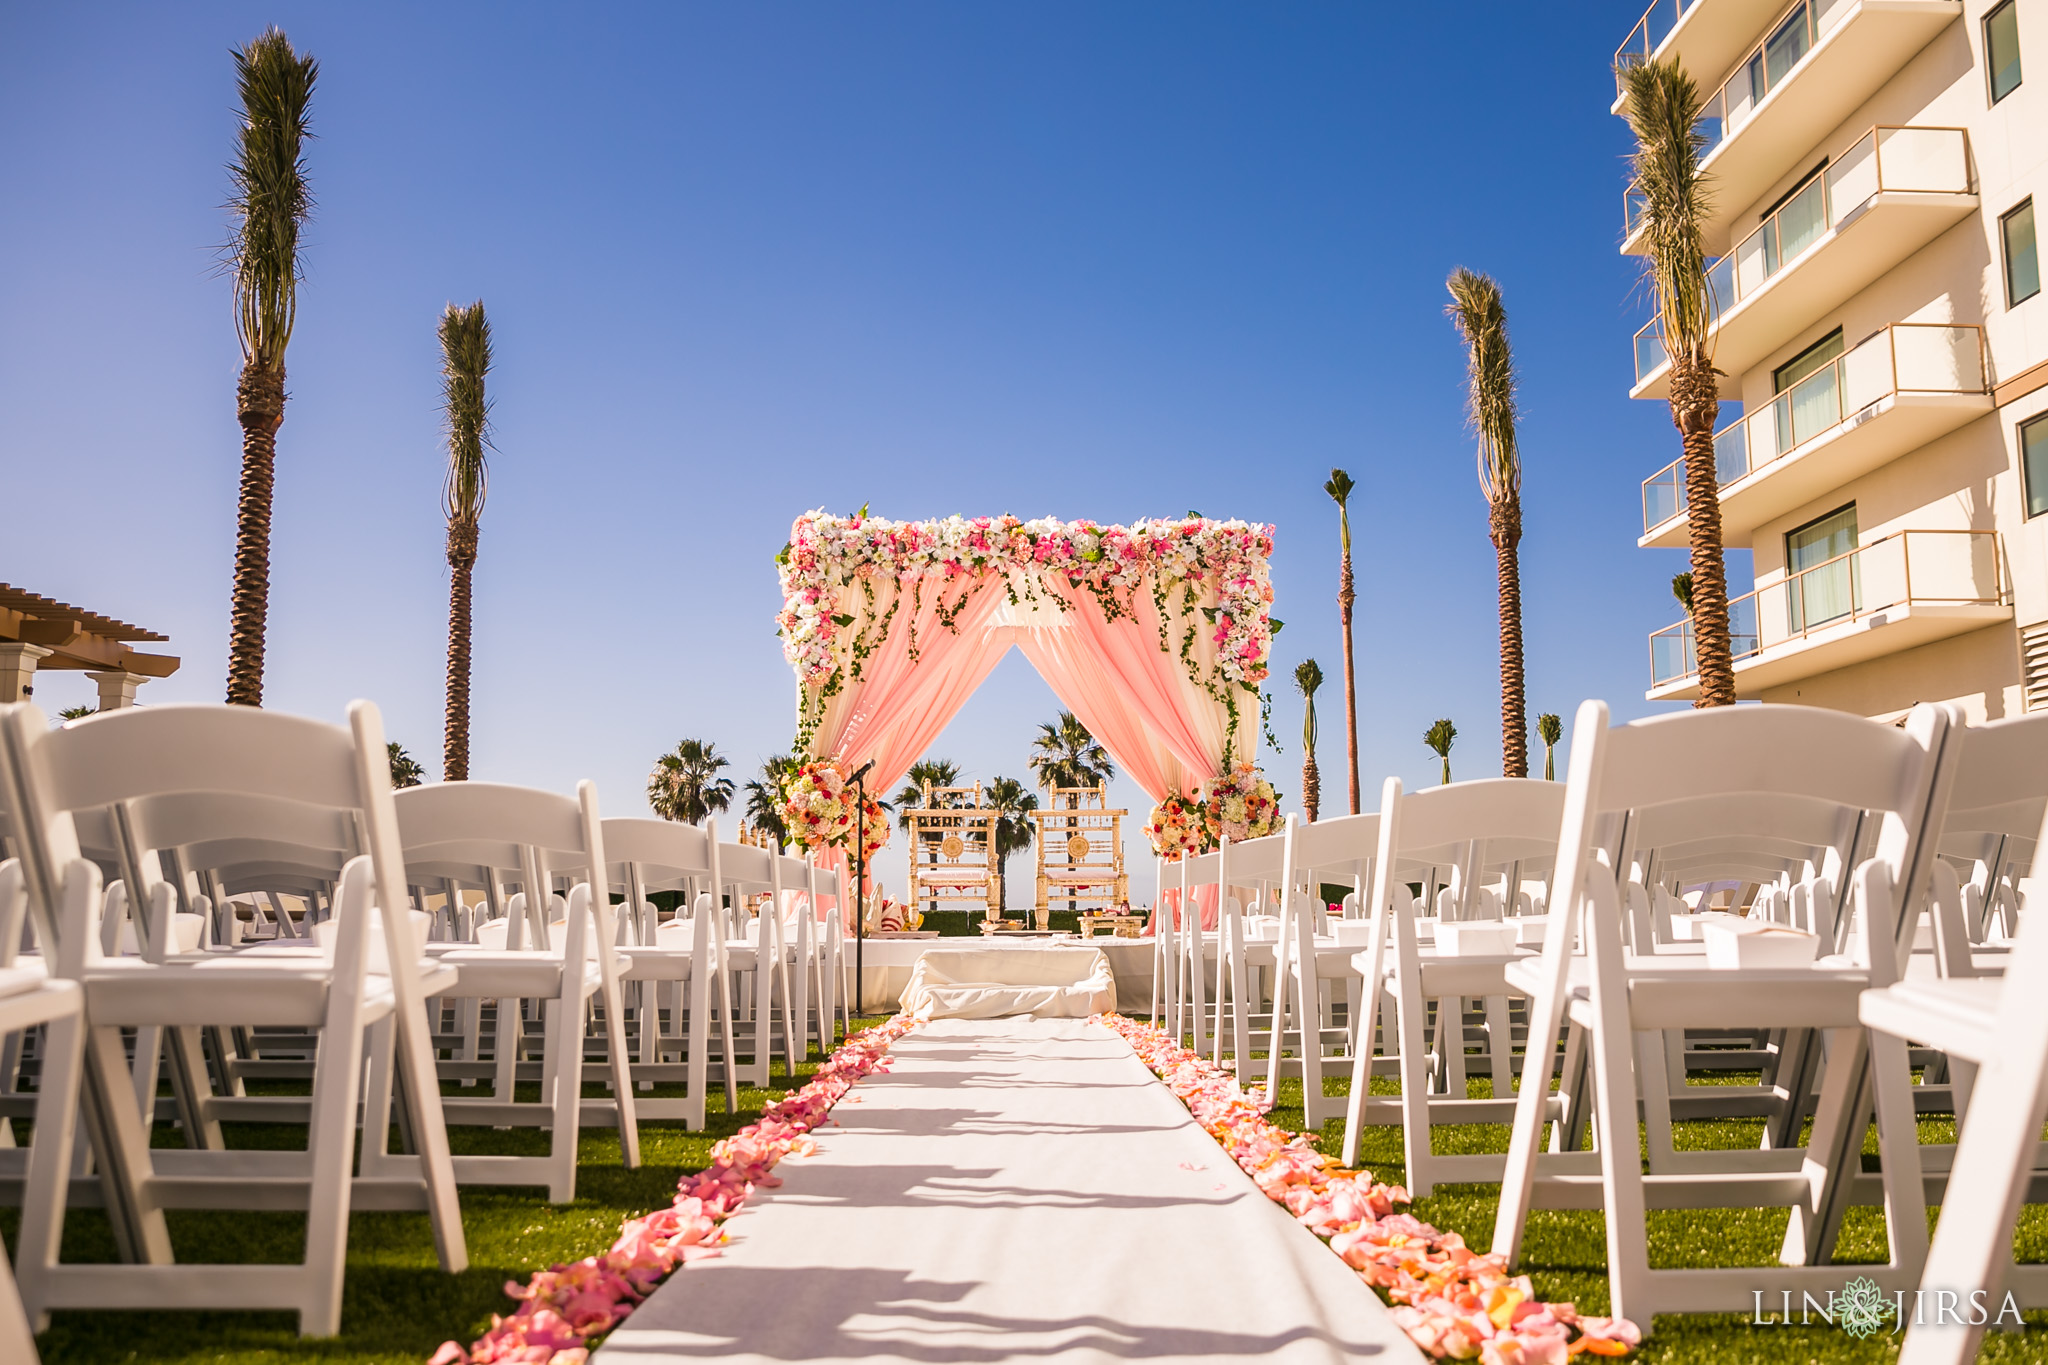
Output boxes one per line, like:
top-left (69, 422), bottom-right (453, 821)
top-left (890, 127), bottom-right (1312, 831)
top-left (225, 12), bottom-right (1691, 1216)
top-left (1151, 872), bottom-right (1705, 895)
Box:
top-left (0, 644), bottom-right (53, 704)
top-left (85, 668), bottom-right (152, 711)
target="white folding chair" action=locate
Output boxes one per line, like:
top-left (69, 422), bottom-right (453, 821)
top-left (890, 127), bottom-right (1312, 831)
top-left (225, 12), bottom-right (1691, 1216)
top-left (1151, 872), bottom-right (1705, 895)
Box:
top-left (1861, 711), bottom-right (2048, 1363)
top-left (0, 857), bottom-right (86, 1365)
top-left (395, 780), bottom-right (639, 1203)
top-left (1340, 777), bottom-right (1562, 1193)
top-left (0, 700), bottom-right (467, 1337)
top-left (1493, 699), bottom-right (1952, 1329)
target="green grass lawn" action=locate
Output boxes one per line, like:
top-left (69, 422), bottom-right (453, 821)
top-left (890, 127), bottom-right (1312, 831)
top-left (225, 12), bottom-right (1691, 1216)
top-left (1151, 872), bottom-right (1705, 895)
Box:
top-left (5, 1019), bottom-right (2044, 1363)
top-left (1259, 1059), bottom-right (2048, 1363)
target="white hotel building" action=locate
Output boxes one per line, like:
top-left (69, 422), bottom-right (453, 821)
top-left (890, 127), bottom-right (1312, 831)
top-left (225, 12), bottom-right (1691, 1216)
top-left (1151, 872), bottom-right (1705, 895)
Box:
top-left (1621, 0), bottom-right (2046, 721)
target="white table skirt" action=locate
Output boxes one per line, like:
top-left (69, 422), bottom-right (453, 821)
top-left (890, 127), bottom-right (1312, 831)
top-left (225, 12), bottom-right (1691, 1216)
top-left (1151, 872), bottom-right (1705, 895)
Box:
top-left (848, 936), bottom-right (1156, 1013)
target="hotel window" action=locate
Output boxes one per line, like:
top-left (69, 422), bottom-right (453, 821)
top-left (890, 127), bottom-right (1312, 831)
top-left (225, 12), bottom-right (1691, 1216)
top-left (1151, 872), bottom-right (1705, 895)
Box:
top-left (2005, 199), bottom-right (2040, 307)
top-left (2025, 414), bottom-right (2048, 519)
top-left (1987, 0), bottom-right (2023, 104)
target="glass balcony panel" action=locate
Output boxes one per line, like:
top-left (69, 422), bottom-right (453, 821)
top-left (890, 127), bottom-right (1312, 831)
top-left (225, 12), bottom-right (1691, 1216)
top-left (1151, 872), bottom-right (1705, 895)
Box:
top-left (1893, 324), bottom-right (1982, 392)
top-left (1875, 126), bottom-right (1970, 194)
top-left (1735, 225), bottom-right (1772, 297)
top-left (1768, 392), bottom-right (1796, 457)
top-left (1728, 593), bottom-right (1762, 660)
top-left (1706, 255), bottom-right (1735, 317)
top-left (1825, 131), bottom-right (1879, 219)
top-left (1787, 363), bottom-right (1842, 447)
top-left (1643, 463), bottom-right (1686, 531)
top-left (1901, 531), bottom-right (2002, 602)
top-left (1763, 5), bottom-right (1812, 89)
top-left (1636, 326), bottom-right (1668, 383)
top-left (1790, 555), bottom-right (1859, 633)
top-left (1755, 579), bottom-right (1791, 651)
top-left (1840, 330), bottom-right (1893, 413)
top-left (1651, 625), bottom-right (1696, 687)
top-left (1715, 419), bottom-right (1751, 484)
top-left (1776, 175), bottom-right (1829, 263)
top-left (1857, 535), bottom-right (1910, 610)
top-left (1625, 188), bottom-right (1649, 237)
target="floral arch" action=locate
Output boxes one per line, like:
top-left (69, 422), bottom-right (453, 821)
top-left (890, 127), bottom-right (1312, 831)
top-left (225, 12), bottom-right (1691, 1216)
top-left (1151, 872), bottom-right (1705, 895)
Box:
top-left (775, 511), bottom-right (1277, 830)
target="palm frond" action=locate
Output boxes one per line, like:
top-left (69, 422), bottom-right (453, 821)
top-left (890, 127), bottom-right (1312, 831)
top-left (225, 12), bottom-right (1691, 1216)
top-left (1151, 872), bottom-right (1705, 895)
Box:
top-left (440, 300), bottom-right (492, 524)
top-left (226, 28), bottom-right (316, 370)
top-left (648, 739), bottom-right (735, 823)
top-left (1620, 56), bottom-right (1717, 368)
top-left (1445, 268), bottom-right (1519, 507)
top-left (1027, 712), bottom-right (1114, 801)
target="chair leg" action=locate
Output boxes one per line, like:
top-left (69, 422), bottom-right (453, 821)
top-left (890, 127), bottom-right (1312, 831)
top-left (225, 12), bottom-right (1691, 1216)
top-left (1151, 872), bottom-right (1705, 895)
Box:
top-left (601, 976), bottom-right (640, 1169)
top-left (1396, 982), bottom-right (1437, 1197)
top-left (14, 1009), bottom-right (87, 1331)
top-left (546, 986), bottom-right (585, 1204)
top-left (296, 1006), bottom-right (371, 1337)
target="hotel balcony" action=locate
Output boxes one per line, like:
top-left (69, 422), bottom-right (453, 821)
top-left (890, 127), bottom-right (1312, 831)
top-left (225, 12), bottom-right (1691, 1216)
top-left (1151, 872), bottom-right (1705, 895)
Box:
top-left (1614, 0), bottom-right (1801, 109)
top-left (1646, 529), bottom-right (2009, 701)
top-left (1638, 322), bottom-right (1989, 549)
top-left (1629, 126), bottom-right (1976, 401)
top-left (1618, 0), bottom-right (1961, 256)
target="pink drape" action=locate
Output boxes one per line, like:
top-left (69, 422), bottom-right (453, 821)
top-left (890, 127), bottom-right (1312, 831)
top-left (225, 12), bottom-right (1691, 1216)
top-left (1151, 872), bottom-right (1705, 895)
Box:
top-left (814, 575), bottom-right (1012, 798)
top-left (1011, 586), bottom-right (1218, 803)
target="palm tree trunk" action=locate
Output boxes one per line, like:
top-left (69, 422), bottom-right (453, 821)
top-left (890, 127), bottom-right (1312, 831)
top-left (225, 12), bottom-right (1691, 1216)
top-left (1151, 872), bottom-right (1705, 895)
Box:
top-left (226, 361), bottom-right (285, 706)
top-left (1301, 753), bottom-right (1320, 824)
top-left (1672, 356), bottom-right (1735, 707)
top-left (444, 519), bottom-right (479, 780)
top-left (1492, 499), bottom-right (1527, 778)
top-left (1339, 552), bottom-right (1359, 815)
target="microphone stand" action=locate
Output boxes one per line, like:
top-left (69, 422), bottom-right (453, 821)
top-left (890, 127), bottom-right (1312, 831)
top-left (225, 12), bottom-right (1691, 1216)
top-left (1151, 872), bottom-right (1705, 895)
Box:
top-left (851, 765), bottom-right (869, 1018)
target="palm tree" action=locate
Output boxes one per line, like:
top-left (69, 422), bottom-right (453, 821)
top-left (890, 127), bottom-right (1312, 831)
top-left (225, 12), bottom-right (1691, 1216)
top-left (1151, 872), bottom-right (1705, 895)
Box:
top-left (223, 28), bottom-right (317, 707)
top-left (1446, 268), bottom-right (1528, 779)
top-left (1325, 469), bottom-right (1360, 813)
top-left (985, 775), bottom-right (1039, 913)
top-left (1623, 56), bottom-right (1735, 708)
top-left (1424, 719), bottom-right (1457, 786)
top-left (744, 754), bottom-right (799, 847)
top-left (438, 301), bottom-right (492, 780)
top-left (893, 758), bottom-right (963, 832)
top-left (1294, 659), bottom-right (1323, 822)
top-left (387, 742), bottom-right (425, 789)
top-left (1029, 712), bottom-right (1114, 805)
top-left (647, 739), bottom-right (735, 824)
top-left (1536, 713), bottom-right (1563, 782)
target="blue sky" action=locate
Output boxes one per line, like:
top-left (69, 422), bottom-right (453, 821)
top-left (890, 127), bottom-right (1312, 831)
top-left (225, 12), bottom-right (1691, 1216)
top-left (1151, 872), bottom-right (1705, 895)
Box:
top-left (1, 3), bottom-right (1745, 900)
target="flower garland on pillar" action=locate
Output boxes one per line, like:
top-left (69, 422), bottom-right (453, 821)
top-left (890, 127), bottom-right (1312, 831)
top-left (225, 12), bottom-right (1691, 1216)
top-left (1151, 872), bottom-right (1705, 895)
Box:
top-left (1142, 763), bottom-right (1282, 857)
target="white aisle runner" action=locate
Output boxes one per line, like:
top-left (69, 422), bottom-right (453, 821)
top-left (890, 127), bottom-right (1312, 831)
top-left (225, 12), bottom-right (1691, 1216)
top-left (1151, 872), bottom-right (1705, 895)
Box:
top-left (598, 1017), bottom-right (1423, 1364)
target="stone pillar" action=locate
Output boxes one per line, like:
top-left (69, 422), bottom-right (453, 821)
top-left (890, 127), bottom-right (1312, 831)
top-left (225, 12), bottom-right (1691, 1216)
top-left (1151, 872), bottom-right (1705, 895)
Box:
top-left (85, 669), bottom-right (151, 711)
top-left (0, 644), bottom-right (53, 704)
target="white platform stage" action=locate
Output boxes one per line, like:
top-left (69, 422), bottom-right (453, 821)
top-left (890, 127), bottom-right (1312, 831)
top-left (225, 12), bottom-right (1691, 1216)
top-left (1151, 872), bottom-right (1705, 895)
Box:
top-left (596, 1017), bottom-right (1423, 1364)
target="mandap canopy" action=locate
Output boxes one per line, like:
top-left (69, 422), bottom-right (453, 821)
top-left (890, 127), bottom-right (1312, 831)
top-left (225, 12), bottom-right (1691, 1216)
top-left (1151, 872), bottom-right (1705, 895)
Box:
top-left (776, 511), bottom-right (1277, 807)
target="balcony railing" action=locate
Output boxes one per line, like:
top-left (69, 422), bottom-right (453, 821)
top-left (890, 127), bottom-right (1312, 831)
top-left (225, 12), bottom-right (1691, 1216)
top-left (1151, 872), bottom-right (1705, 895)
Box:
top-left (1632, 126), bottom-right (1972, 381)
top-left (1640, 322), bottom-right (1986, 533)
top-left (1615, 0), bottom-right (1703, 83)
top-left (1648, 529), bottom-right (2004, 687)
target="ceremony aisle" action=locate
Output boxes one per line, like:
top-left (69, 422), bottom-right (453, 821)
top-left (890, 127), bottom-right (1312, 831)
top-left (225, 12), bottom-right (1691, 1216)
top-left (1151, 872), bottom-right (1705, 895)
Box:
top-left (597, 1017), bottom-right (1425, 1364)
